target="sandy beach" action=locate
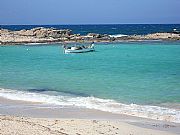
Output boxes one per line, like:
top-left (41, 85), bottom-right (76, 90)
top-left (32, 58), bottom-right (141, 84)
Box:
top-left (0, 97), bottom-right (180, 135)
top-left (0, 115), bottom-right (178, 135)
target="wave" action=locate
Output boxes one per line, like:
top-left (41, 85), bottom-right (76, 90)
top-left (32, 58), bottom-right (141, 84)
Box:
top-left (0, 88), bottom-right (179, 123)
top-left (109, 34), bottom-right (128, 38)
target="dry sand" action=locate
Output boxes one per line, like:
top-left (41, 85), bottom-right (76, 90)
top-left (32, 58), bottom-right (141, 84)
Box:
top-left (0, 115), bottom-right (178, 135)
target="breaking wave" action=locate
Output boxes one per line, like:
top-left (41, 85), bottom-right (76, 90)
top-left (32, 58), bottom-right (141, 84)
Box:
top-left (0, 88), bottom-right (179, 123)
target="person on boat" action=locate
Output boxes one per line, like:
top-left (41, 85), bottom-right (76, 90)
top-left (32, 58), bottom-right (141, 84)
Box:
top-left (90, 42), bottom-right (95, 48)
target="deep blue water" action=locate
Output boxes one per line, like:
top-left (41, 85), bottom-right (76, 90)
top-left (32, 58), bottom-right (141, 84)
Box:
top-left (1, 24), bottom-right (180, 35)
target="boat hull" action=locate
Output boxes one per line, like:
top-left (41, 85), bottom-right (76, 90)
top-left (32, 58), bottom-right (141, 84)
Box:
top-left (64, 48), bottom-right (95, 53)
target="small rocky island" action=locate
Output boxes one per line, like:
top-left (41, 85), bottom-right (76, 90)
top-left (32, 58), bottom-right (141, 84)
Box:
top-left (0, 27), bottom-right (180, 45)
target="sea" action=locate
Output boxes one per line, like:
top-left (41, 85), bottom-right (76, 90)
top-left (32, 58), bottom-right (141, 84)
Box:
top-left (0, 24), bottom-right (180, 123)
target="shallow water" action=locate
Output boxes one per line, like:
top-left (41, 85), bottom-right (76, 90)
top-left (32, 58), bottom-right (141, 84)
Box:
top-left (0, 42), bottom-right (180, 122)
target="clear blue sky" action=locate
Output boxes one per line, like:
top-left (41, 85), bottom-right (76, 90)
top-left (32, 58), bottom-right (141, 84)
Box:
top-left (0, 0), bottom-right (180, 24)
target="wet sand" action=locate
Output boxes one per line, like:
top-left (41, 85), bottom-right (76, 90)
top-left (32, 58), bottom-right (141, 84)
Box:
top-left (0, 97), bottom-right (180, 135)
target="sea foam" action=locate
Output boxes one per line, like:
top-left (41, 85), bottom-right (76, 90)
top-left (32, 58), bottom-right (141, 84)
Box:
top-left (0, 88), bottom-right (179, 123)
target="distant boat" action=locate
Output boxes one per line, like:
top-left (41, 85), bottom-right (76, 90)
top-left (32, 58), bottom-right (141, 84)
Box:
top-left (63, 43), bottom-right (95, 53)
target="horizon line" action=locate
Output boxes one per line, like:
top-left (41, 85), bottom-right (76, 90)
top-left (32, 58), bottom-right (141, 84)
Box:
top-left (1, 23), bottom-right (180, 26)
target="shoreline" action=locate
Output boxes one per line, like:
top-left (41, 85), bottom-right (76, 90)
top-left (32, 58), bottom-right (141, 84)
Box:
top-left (0, 37), bottom-right (179, 46)
top-left (0, 87), bottom-right (179, 124)
top-left (0, 87), bottom-right (179, 123)
top-left (1, 40), bottom-right (180, 47)
top-left (0, 97), bottom-right (180, 135)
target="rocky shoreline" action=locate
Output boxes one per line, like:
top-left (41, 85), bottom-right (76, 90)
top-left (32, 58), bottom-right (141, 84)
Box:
top-left (0, 27), bottom-right (180, 45)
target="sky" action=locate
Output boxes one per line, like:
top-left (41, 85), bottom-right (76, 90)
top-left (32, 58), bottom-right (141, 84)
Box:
top-left (0, 0), bottom-right (180, 24)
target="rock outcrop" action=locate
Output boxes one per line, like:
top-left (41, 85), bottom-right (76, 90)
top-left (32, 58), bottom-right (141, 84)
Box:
top-left (128, 33), bottom-right (180, 40)
top-left (0, 27), bottom-right (72, 44)
top-left (16, 27), bottom-right (72, 38)
top-left (0, 27), bottom-right (180, 45)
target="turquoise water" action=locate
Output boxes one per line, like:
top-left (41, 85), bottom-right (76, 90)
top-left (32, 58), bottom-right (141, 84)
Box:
top-left (0, 42), bottom-right (180, 122)
top-left (0, 42), bottom-right (180, 105)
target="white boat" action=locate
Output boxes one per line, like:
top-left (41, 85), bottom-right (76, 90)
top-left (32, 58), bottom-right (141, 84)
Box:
top-left (63, 43), bottom-right (95, 53)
